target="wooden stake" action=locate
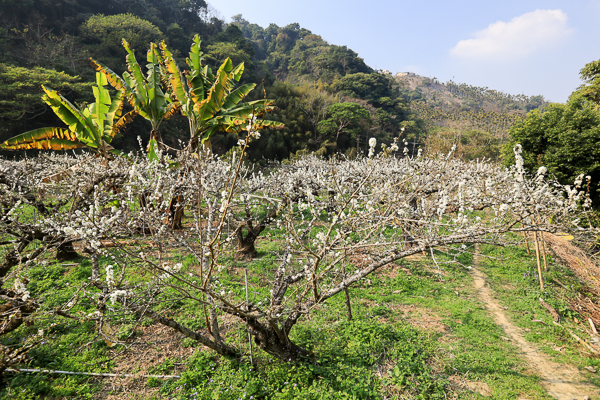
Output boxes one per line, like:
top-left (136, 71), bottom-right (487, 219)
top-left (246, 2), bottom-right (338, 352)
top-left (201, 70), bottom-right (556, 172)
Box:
top-left (534, 231), bottom-right (544, 290)
top-left (540, 233), bottom-right (548, 271)
top-left (344, 287), bottom-right (353, 321)
top-left (523, 231), bottom-right (531, 255)
top-left (539, 298), bottom-right (560, 322)
top-left (245, 269), bottom-right (254, 364)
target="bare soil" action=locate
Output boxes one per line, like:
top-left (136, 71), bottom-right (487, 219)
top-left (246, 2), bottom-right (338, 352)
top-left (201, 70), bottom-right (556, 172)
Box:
top-left (93, 324), bottom-right (201, 400)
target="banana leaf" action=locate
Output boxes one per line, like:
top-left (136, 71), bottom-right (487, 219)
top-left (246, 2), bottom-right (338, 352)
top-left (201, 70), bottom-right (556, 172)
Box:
top-left (42, 86), bottom-right (93, 144)
top-left (161, 42), bottom-right (189, 109)
top-left (1, 127), bottom-right (83, 150)
top-left (89, 59), bottom-right (129, 93)
top-left (222, 83), bottom-right (256, 110)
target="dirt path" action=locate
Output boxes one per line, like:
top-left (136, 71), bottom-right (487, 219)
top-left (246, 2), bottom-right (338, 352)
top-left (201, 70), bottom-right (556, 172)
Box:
top-left (471, 266), bottom-right (599, 399)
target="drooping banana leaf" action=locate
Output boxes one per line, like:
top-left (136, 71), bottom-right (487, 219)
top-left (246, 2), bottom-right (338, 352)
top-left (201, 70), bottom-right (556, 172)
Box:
top-left (163, 103), bottom-right (180, 120)
top-left (2, 72), bottom-right (132, 156)
top-left (101, 91), bottom-right (126, 142)
top-left (161, 42), bottom-right (189, 110)
top-left (41, 86), bottom-right (93, 144)
top-left (111, 110), bottom-right (139, 139)
top-left (1, 127), bottom-right (83, 150)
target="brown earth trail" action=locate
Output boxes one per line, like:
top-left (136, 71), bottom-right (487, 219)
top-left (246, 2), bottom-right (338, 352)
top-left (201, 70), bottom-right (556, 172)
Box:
top-left (471, 265), bottom-right (599, 399)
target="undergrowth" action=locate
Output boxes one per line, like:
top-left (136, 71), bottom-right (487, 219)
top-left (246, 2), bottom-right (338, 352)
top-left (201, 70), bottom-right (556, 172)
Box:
top-left (2, 238), bottom-right (598, 399)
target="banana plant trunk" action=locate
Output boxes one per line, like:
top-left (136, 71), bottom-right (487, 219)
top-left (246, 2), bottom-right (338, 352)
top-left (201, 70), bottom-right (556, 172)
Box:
top-left (150, 129), bottom-right (165, 151)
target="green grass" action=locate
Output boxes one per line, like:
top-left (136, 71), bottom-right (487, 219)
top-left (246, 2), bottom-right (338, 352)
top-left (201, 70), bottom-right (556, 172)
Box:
top-left (2, 236), bottom-right (598, 399)
top-left (479, 242), bottom-right (600, 389)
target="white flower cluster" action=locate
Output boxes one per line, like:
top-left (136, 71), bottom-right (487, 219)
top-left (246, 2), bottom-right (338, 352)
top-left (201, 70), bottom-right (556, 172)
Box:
top-left (513, 144), bottom-right (525, 182)
top-left (105, 265), bottom-right (115, 287)
top-left (109, 290), bottom-right (127, 305)
top-left (368, 137), bottom-right (377, 158)
top-left (14, 278), bottom-right (30, 301)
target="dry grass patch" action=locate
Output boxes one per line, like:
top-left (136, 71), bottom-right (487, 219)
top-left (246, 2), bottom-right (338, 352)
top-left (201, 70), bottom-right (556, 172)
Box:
top-left (93, 324), bottom-right (202, 400)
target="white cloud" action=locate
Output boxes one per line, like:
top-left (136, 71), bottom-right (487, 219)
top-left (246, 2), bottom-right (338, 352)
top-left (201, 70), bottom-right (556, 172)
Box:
top-left (450, 9), bottom-right (572, 61)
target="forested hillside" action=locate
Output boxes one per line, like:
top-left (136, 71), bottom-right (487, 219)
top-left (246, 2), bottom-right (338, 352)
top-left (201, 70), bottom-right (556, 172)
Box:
top-left (397, 73), bottom-right (548, 160)
top-left (0, 1), bottom-right (545, 161)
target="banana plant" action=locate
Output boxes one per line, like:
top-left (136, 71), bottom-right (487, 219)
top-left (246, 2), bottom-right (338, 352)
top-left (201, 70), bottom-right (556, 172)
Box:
top-left (1, 72), bottom-right (135, 158)
top-left (161, 34), bottom-right (283, 152)
top-left (90, 40), bottom-right (179, 151)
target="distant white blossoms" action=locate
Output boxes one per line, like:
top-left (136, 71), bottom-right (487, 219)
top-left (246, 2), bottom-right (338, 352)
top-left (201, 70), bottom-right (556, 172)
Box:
top-left (368, 137), bottom-right (377, 158)
top-left (106, 265), bottom-right (115, 287)
top-left (536, 166), bottom-right (548, 183)
top-left (63, 226), bottom-right (77, 236)
top-left (109, 290), bottom-right (128, 305)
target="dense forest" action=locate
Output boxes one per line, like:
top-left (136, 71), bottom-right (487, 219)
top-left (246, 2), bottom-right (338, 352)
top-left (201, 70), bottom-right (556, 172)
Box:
top-left (0, 0), bottom-right (427, 162)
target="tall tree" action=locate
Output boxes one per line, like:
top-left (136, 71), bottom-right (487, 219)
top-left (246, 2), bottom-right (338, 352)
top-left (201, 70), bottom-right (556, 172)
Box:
top-left (79, 14), bottom-right (164, 74)
top-left (575, 59), bottom-right (600, 108)
top-left (318, 102), bottom-right (372, 154)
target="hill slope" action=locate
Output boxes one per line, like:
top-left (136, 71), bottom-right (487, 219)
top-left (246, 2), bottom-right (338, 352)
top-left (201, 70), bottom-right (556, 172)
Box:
top-left (397, 73), bottom-right (547, 140)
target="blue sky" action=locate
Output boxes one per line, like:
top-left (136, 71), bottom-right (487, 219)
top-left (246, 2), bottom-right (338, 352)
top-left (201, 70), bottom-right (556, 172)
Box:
top-left (209, 1), bottom-right (600, 103)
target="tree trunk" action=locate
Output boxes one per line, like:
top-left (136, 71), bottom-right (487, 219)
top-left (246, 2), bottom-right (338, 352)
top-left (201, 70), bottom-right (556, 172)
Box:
top-left (165, 194), bottom-right (184, 230)
top-left (246, 318), bottom-right (313, 361)
top-left (150, 129), bottom-right (164, 148)
top-left (237, 232), bottom-right (258, 260)
top-left (236, 208), bottom-right (278, 260)
top-left (188, 137), bottom-right (212, 155)
top-left (344, 287), bottom-right (353, 321)
top-left (56, 240), bottom-right (79, 261)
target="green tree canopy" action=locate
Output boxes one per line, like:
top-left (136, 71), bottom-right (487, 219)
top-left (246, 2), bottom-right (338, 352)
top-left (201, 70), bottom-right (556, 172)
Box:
top-left (318, 102), bottom-right (371, 154)
top-left (503, 99), bottom-right (600, 206)
top-left (0, 64), bottom-right (91, 145)
top-left (573, 59), bottom-right (600, 108)
top-left (503, 58), bottom-right (600, 207)
top-left (79, 14), bottom-right (164, 74)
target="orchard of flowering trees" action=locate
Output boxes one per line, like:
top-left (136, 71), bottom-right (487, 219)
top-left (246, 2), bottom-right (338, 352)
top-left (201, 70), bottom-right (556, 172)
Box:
top-left (0, 138), bottom-right (594, 368)
top-left (0, 34), bottom-right (596, 374)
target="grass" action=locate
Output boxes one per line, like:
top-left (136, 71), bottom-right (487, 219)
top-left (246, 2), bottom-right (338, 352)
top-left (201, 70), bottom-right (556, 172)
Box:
top-left (2, 234), bottom-right (599, 399)
top-left (479, 241), bottom-right (600, 388)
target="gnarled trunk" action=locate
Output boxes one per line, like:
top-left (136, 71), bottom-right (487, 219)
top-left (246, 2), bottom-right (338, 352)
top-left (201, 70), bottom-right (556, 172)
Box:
top-left (165, 194), bottom-right (184, 230)
top-left (248, 320), bottom-right (312, 361)
top-left (237, 229), bottom-right (259, 260)
top-left (236, 208), bottom-right (278, 260)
